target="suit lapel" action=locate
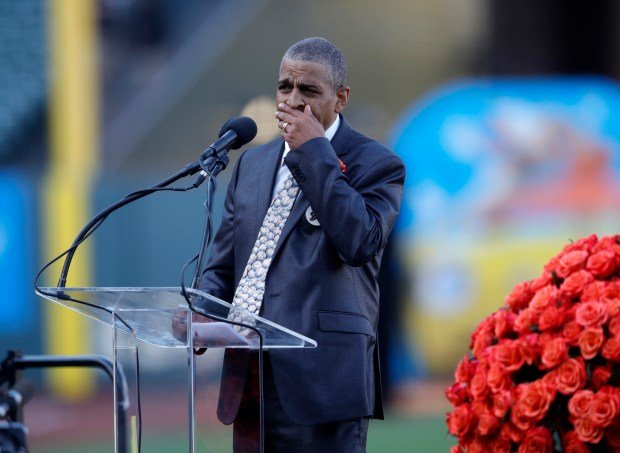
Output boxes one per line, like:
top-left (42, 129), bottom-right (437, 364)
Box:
top-left (255, 139), bottom-right (284, 231)
top-left (330, 114), bottom-right (352, 158)
top-left (271, 115), bottom-right (352, 260)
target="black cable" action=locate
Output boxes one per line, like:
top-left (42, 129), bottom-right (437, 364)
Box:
top-left (57, 166), bottom-right (209, 288)
top-left (190, 177), bottom-right (215, 289)
top-left (191, 153), bottom-right (228, 289)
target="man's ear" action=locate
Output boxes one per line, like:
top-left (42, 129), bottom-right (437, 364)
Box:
top-left (334, 86), bottom-right (350, 113)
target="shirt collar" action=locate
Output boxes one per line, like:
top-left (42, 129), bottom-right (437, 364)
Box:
top-left (283, 114), bottom-right (340, 157)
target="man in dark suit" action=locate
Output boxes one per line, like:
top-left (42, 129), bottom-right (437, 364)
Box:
top-left (199, 37), bottom-right (405, 452)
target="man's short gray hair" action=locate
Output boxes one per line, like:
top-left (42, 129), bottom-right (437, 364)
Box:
top-left (282, 37), bottom-right (347, 91)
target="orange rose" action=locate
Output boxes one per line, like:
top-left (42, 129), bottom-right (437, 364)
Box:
top-left (516, 427), bottom-right (553, 453)
top-left (538, 305), bottom-right (562, 331)
top-left (609, 315), bottom-right (620, 336)
top-left (556, 250), bottom-right (589, 278)
top-left (578, 327), bottom-right (605, 360)
top-left (590, 366), bottom-right (612, 390)
top-left (520, 334), bottom-right (540, 365)
top-left (530, 285), bottom-right (559, 313)
top-left (466, 439), bottom-right (490, 453)
top-left (494, 309), bottom-right (516, 338)
top-left (603, 282), bottom-right (620, 313)
top-left (586, 249), bottom-right (618, 278)
top-left (506, 281), bottom-right (534, 311)
top-left (541, 337), bottom-right (568, 369)
top-left (568, 390), bottom-right (593, 418)
top-left (608, 300), bottom-right (620, 319)
top-left (487, 437), bottom-right (511, 453)
top-left (470, 318), bottom-right (494, 358)
top-left (530, 273), bottom-right (552, 291)
top-left (563, 320), bottom-right (583, 346)
top-left (589, 390), bottom-right (619, 427)
top-left (493, 339), bottom-right (525, 371)
top-left (515, 309), bottom-right (537, 335)
top-left (565, 234), bottom-right (598, 254)
top-left (469, 365), bottom-right (489, 400)
top-left (477, 410), bottom-right (501, 436)
top-left (500, 420), bottom-right (525, 443)
top-left (574, 416), bottom-right (603, 443)
top-left (556, 358), bottom-right (587, 395)
top-left (591, 234), bottom-right (620, 254)
top-left (561, 270), bottom-right (594, 298)
top-left (487, 362), bottom-right (512, 393)
top-left (447, 404), bottom-right (476, 438)
top-left (470, 399), bottom-right (488, 417)
top-left (446, 382), bottom-right (468, 406)
top-left (514, 381), bottom-right (554, 422)
top-left (510, 404), bottom-right (534, 431)
top-left (454, 355), bottom-right (477, 384)
top-left (562, 431), bottom-right (589, 453)
top-left (493, 390), bottom-right (514, 418)
top-left (575, 301), bottom-right (608, 328)
top-left (602, 337), bottom-right (620, 362)
top-left (582, 280), bottom-right (607, 303)
top-left (542, 369), bottom-right (558, 388)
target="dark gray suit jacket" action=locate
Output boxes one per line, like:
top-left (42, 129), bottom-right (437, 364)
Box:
top-left (199, 115), bottom-right (405, 425)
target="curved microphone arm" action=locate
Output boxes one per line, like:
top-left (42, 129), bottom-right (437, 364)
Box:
top-left (56, 158), bottom-right (209, 288)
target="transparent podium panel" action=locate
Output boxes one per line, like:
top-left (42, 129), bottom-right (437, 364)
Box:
top-left (36, 287), bottom-right (317, 349)
top-left (36, 287), bottom-right (317, 452)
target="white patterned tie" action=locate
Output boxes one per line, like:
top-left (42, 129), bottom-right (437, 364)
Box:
top-left (229, 173), bottom-right (299, 326)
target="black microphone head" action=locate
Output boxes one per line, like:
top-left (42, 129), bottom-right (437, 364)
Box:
top-left (218, 116), bottom-right (257, 149)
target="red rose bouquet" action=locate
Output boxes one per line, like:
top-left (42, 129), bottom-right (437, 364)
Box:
top-left (446, 234), bottom-right (620, 452)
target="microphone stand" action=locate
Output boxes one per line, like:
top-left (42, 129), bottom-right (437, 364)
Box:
top-left (190, 150), bottom-right (229, 289)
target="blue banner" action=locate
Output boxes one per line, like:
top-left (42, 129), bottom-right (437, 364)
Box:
top-left (0, 171), bottom-right (34, 334)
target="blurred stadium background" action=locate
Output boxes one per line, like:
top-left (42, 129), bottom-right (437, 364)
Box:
top-left (2, 0), bottom-right (620, 451)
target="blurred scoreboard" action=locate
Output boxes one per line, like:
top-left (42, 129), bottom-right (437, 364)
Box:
top-left (391, 77), bottom-right (620, 373)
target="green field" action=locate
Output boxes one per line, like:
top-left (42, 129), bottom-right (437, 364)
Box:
top-left (36, 415), bottom-right (454, 452)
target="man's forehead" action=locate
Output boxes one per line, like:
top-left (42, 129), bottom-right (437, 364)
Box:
top-left (278, 59), bottom-right (330, 83)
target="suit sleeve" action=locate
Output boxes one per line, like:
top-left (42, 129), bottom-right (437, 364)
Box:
top-left (198, 155), bottom-right (242, 301)
top-left (284, 137), bottom-right (405, 267)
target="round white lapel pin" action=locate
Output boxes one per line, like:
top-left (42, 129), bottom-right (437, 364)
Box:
top-left (305, 206), bottom-right (320, 226)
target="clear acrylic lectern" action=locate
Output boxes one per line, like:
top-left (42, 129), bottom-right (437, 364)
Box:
top-left (36, 287), bottom-right (317, 452)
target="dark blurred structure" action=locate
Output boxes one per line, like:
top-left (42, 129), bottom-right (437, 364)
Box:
top-left (0, 0), bottom-right (46, 165)
top-left (486, 0), bottom-right (620, 76)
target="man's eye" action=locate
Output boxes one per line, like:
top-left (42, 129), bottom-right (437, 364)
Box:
top-left (278, 86), bottom-right (291, 92)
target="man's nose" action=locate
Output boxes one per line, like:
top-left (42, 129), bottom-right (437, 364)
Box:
top-left (287, 89), bottom-right (305, 110)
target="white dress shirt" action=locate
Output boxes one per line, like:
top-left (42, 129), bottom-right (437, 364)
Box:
top-left (272, 115), bottom-right (341, 199)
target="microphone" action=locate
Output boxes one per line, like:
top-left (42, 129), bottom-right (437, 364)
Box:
top-left (193, 116), bottom-right (257, 186)
top-left (201, 116), bottom-right (257, 160)
top-left (0, 380), bottom-right (35, 419)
